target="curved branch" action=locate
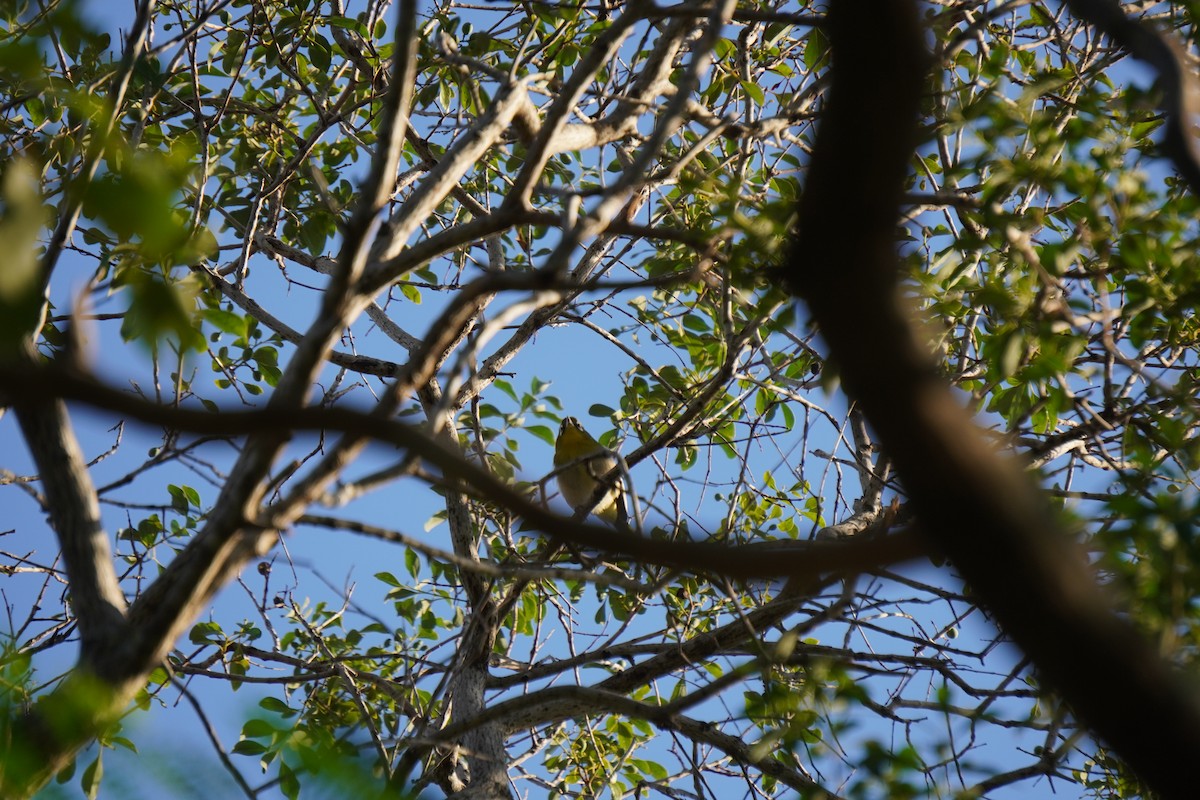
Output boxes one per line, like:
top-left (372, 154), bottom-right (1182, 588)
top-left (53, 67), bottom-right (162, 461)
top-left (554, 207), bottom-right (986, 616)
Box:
top-left (786, 1), bottom-right (1200, 796)
top-left (12, 399), bottom-right (127, 661)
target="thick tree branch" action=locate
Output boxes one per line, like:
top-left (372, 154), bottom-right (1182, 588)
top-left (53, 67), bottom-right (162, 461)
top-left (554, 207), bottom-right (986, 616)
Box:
top-left (785, 2), bottom-right (1200, 797)
top-left (12, 399), bottom-right (126, 660)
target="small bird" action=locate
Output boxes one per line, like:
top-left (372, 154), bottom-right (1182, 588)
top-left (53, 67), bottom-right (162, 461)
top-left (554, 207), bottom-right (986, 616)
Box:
top-left (554, 417), bottom-right (627, 525)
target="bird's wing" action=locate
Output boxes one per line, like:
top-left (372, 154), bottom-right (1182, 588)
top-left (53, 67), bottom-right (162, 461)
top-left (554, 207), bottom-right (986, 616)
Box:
top-left (583, 449), bottom-right (619, 485)
top-left (583, 449), bottom-right (628, 525)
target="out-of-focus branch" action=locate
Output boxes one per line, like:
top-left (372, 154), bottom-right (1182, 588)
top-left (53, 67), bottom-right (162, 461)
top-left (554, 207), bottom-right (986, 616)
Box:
top-left (785, 1), bottom-right (1200, 797)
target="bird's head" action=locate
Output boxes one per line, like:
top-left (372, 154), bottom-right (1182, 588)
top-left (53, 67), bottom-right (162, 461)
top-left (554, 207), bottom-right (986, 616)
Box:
top-left (556, 416), bottom-right (597, 457)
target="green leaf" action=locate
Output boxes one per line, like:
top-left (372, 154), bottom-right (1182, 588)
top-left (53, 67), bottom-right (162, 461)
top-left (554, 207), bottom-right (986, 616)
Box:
top-left (232, 740), bottom-right (268, 756)
top-left (189, 620), bottom-right (223, 645)
top-left (740, 80), bottom-right (765, 106)
top-left (375, 571), bottom-right (401, 587)
top-left (1028, 3), bottom-right (1052, 27)
top-left (167, 484), bottom-right (200, 513)
top-left (109, 736), bottom-right (137, 753)
top-left (118, 270), bottom-right (205, 352)
top-left (204, 308), bottom-right (249, 338)
top-left (400, 282), bottom-right (421, 303)
top-left (241, 718), bottom-right (278, 738)
top-left (527, 424), bottom-right (555, 446)
top-left (803, 28), bottom-right (829, 71)
top-left (495, 379), bottom-right (519, 402)
top-left (279, 761), bottom-right (300, 800)
top-left (310, 36), bottom-right (332, 72)
top-left (80, 755), bottom-right (102, 800)
top-left (327, 15), bottom-right (370, 35)
top-left (259, 696), bottom-right (293, 716)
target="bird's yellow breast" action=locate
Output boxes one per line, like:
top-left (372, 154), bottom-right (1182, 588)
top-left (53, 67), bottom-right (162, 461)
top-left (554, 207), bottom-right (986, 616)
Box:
top-left (554, 426), bottom-right (600, 465)
top-left (554, 425), bottom-right (620, 522)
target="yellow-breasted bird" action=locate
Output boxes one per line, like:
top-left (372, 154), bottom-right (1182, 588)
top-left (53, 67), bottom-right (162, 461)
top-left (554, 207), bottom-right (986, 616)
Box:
top-left (554, 417), bottom-right (627, 525)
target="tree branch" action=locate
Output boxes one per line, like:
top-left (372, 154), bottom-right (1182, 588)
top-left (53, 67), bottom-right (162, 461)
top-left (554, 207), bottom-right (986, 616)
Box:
top-left (0, 359), bottom-right (928, 582)
top-left (12, 399), bottom-right (127, 662)
top-left (427, 685), bottom-right (843, 798)
top-left (786, 2), bottom-right (1200, 796)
